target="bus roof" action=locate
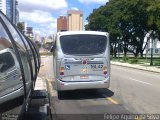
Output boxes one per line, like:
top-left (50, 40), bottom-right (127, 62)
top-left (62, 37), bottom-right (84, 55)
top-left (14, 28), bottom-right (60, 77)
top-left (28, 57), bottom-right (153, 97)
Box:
top-left (57, 31), bottom-right (109, 36)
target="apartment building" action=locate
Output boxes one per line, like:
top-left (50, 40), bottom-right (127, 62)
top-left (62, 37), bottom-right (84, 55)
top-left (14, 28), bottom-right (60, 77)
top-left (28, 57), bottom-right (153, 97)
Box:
top-left (57, 16), bottom-right (67, 32)
top-left (0, 0), bottom-right (19, 24)
top-left (0, 0), bottom-right (6, 14)
top-left (67, 10), bottom-right (83, 31)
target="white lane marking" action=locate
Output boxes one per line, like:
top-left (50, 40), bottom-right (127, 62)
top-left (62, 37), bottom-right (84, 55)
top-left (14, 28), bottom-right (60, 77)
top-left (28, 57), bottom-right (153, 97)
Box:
top-left (40, 59), bottom-right (46, 66)
top-left (41, 56), bottom-right (46, 58)
top-left (44, 60), bottom-right (46, 66)
top-left (129, 77), bottom-right (152, 86)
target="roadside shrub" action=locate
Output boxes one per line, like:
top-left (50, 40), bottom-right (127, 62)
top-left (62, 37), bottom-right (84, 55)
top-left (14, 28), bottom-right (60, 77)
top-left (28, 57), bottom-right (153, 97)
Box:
top-left (122, 56), bottom-right (129, 62)
top-left (129, 59), bottom-right (139, 64)
top-left (154, 61), bottom-right (160, 66)
top-left (110, 55), bottom-right (112, 60)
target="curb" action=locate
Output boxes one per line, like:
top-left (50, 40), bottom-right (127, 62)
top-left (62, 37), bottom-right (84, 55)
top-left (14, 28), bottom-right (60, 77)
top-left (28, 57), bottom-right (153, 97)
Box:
top-left (24, 77), bottom-right (50, 120)
top-left (46, 78), bottom-right (57, 120)
top-left (111, 62), bottom-right (160, 73)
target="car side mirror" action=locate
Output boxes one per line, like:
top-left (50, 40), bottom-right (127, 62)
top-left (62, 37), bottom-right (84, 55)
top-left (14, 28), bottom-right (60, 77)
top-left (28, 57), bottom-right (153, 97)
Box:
top-left (50, 44), bottom-right (56, 52)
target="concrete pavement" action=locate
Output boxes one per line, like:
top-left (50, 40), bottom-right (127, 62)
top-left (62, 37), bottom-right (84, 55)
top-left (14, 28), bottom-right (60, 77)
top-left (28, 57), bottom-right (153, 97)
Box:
top-left (37, 55), bottom-right (160, 119)
top-left (111, 65), bottom-right (160, 114)
top-left (34, 77), bottom-right (47, 91)
top-left (40, 56), bottom-right (160, 119)
top-left (111, 61), bottom-right (160, 73)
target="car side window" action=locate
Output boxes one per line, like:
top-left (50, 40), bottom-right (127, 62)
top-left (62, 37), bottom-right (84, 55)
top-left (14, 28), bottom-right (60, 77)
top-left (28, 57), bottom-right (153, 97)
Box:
top-left (0, 23), bottom-right (15, 73)
top-left (0, 14), bottom-right (31, 89)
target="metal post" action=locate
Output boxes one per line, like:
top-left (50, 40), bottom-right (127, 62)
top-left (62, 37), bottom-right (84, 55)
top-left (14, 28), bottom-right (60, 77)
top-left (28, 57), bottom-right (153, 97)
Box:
top-left (117, 37), bottom-right (120, 61)
top-left (150, 37), bottom-right (153, 66)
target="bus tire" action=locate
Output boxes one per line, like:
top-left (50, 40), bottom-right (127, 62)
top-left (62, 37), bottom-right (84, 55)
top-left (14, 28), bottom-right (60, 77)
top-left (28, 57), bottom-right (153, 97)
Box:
top-left (57, 91), bottom-right (63, 99)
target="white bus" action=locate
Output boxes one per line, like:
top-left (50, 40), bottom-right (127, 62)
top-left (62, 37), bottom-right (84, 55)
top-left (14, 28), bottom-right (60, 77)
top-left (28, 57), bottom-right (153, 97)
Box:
top-left (52, 31), bottom-right (110, 95)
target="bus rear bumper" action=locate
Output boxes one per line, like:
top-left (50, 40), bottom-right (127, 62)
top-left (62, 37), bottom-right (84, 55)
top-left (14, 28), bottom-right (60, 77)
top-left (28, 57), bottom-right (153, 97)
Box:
top-left (56, 77), bottom-right (110, 91)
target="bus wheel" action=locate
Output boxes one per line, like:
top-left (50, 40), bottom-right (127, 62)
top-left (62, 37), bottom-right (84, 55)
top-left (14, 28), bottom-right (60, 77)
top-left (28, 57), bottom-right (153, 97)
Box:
top-left (57, 91), bottom-right (63, 99)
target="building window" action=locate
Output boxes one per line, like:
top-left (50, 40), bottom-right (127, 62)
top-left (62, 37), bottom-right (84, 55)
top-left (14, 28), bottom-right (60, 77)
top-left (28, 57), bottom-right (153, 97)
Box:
top-left (147, 49), bottom-right (150, 52)
top-left (155, 49), bottom-right (158, 53)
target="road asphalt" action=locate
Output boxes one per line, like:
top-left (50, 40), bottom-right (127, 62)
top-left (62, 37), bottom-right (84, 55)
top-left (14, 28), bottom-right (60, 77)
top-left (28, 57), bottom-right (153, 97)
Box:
top-left (31, 57), bottom-right (160, 120)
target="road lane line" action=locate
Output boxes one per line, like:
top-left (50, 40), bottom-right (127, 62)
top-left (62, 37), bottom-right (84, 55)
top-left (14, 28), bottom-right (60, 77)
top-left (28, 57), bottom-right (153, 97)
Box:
top-left (41, 56), bottom-right (46, 58)
top-left (129, 77), bottom-right (152, 86)
top-left (135, 117), bottom-right (141, 120)
top-left (43, 59), bottom-right (46, 66)
top-left (106, 97), bottom-right (118, 104)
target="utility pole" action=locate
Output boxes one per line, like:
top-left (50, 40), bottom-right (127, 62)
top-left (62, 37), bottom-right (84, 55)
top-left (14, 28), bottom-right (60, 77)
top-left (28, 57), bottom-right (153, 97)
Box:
top-left (117, 37), bottom-right (120, 61)
top-left (150, 38), bottom-right (153, 66)
top-left (150, 31), bottom-right (155, 66)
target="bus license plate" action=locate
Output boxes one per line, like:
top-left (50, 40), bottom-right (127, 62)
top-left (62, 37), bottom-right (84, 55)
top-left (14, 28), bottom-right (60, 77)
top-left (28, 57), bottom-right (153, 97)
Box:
top-left (80, 75), bottom-right (88, 79)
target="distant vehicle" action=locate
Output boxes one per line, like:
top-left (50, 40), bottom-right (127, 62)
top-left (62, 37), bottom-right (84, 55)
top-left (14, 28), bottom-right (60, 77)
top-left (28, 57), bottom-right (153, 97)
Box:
top-left (52, 31), bottom-right (110, 95)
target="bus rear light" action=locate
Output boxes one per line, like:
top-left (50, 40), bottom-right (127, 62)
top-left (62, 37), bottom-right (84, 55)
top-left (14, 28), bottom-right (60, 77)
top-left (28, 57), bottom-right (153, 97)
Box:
top-left (61, 83), bottom-right (64, 86)
top-left (60, 72), bottom-right (64, 76)
top-left (103, 66), bottom-right (107, 75)
top-left (60, 67), bottom-right (64, 71)
top-left (103, 66), bottom-right (107, 71)
top-left (60, 67), bottom-right (64, 75)
top-left (104, 71), bottom-right (107, 75)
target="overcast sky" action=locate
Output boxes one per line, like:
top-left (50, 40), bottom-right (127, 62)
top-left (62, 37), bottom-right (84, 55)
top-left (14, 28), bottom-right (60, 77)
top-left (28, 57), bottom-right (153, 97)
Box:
top-left (18, 0), bottom-right (108, 37)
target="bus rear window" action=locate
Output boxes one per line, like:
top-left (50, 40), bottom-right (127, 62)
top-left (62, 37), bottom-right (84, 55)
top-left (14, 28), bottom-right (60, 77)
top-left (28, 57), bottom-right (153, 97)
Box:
top-left (60, 34), bottom-right (107, 55)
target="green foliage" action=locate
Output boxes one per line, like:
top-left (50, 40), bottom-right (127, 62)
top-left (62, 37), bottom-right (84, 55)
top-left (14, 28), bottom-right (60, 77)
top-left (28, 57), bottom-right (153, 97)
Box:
top-left (122, 56), bottom-right (129, 62)
top-left (17, 22), bottom-right (24, 33)
top-left (154, 60), bottom-right (160, 66)
top-left (85, 6), bottom-right (108, 31)
top-left (86, 0), bottom-right (160, 57)
top-left (129, 59), bottom-right (139, 64)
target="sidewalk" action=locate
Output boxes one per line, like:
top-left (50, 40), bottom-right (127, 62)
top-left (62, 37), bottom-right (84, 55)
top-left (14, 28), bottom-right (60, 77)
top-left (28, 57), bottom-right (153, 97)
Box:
top-left (111, 61), bottom-right (160, 73)
top-left (34, 77), bottom-right (47, 91)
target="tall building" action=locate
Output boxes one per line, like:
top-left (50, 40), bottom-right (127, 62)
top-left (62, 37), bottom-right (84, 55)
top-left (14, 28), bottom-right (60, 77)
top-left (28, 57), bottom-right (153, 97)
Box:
top-left (67, 10), bottom-right (83, 31)
top-left (6, 0), bottom-right (13, 22)
top-left (57, 16), bottom-right (67, 32)
top-left (34, 33), bottom-right (41, 42)
top-left (26, 27), bottom-right (33, 38)
top-left (16, 6), bottom-right (19, 24)
top-left (0, 0), bottom-right (18, 24)
top-left (0, 0), bottom-right (6, 14)
top-left (12, 0), bottom-right (18, 24)
top-left (18, 21), bottom-right (27, 34)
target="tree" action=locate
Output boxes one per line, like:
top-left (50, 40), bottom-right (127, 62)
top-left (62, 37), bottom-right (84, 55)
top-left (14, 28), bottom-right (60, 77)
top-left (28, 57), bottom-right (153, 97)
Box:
top-left (85, 6), bottom-right (107, 31)
top-left (17, 22), bottom-right (24, 33)
top-left (86, 0), bottom-right (160, 57)
top-left (146, 0), bottom-right (160, 40)
top-left (107, 0), bottom-right (150, 57)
